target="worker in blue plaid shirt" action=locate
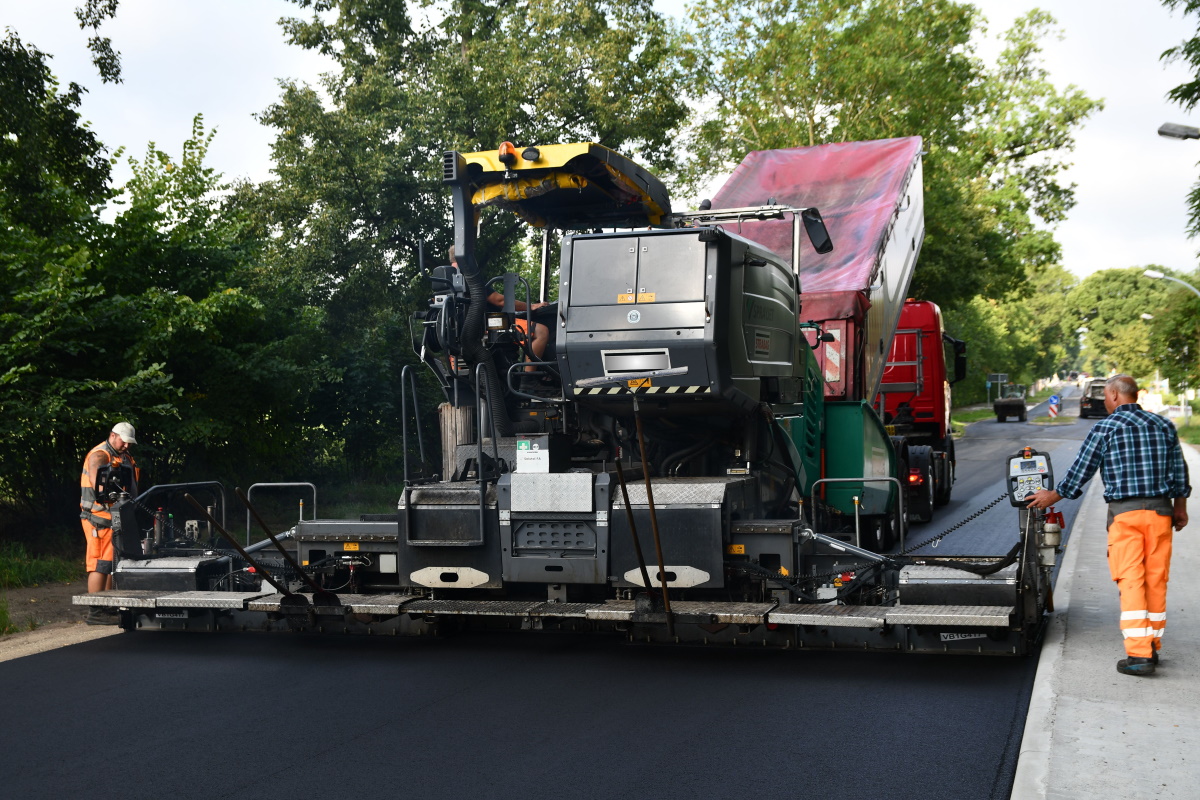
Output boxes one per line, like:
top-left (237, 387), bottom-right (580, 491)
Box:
top-left (1028, 374), bottom-right (1189, 676)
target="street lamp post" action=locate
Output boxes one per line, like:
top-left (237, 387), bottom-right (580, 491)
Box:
top-left (1144, 269), bottom-right (1200, 301)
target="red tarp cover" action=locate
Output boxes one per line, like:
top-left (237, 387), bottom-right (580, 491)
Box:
top-left (709, 137), bottom-right (922, 295)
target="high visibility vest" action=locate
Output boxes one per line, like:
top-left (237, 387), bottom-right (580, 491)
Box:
top-left (80, 442), bottom-right (139, 524)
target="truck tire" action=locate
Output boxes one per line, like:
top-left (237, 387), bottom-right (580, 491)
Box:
top-left (934, 438), bottom-right (954, 507)
top-left (863, 514), bottom-right (896, 552)
top-left (997, 414), bottom-right (1005, 423)
top-left (1019, 409), bottom-right (1027, 422)
top-left (907, 445), bottom-right (935, 523)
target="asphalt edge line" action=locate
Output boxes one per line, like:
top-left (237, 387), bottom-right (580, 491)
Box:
top-left (1009, 473), bottom-right (1105, 800)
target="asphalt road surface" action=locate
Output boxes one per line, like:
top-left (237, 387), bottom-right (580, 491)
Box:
top-left (1, 388), bottom-right (1100, 800)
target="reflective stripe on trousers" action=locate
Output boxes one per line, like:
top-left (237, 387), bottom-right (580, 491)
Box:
top-left (1107, 508), bottom-right (1173, 658)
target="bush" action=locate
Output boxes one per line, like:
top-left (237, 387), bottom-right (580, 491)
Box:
top-left (0, 542), bottom-right (82, 589)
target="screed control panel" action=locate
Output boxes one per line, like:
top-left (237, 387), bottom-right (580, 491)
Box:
top-left (1008, 447), bottom-right (1053, 507)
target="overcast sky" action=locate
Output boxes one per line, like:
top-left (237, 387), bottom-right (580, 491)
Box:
top-left (2, 0), bottom-right (1198, 280)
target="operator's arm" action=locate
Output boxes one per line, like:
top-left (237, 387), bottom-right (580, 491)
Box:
top-left (485, 291), bottom-right (547, 312)
top-left (1055, 426), bottom-right (1106, 500)
top-left (1174, 497), bottom-right (1188, 531)
top-left (80, 449), bottom-right (112, 527)
top-left (1028, 426), bottom-right (1105, 509)
top-left (1167, 427), bottom-right (1190, 530)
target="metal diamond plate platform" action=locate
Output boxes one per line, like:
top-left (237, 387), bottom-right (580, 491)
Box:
top-left (885, 605), bottom-right (1013, 626)
top-left (247, 593), bottom-right (293, 612)
top-left (155, 591), bottom-right (274, 610)
top-left (612, 477), bottom-right (749, 507)
top-left (403, 599), bottom-right (544, 616)
top-left (899, 564), bottom-right (1018, 584)
top-left (72, 590), bottom-right (168, 608)
top-left (340, 594), bottom-right (421, 615)
top-left (768, 604), bottom-right (886, 628)
top-left (526, 602), bottom-right (599, 618)
top-left (584, 600), bottom-right (775, 624)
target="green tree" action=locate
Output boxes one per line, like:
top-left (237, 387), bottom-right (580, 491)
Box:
top-left (99, 117), bottom-right (326, 483)
top-left (0, 33), bottom-right (174, 532)
top-left (996, 264), bottom-right (1080, 379)
top-left (1142, 268), bottom-right (1200, 391)
top-left (1161, 0), bottom-right (1200, 237)
top-left (1067, 267), bottom-right (1176, 376)
top-left (679, 1), bottom-right (1101, 308)
top-left (1, 34), bottom-right (319, 541)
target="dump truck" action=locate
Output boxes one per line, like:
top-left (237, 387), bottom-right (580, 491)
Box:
top-left (76, 138), bottom-right (1056, 654)
top-left (877, 299), bottom-right (967, 522)
top-left (994, 384), bottom-right (1029, 423)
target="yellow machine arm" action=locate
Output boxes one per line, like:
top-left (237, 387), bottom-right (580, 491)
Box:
top-left (460, 142), bottom-right (672, 229)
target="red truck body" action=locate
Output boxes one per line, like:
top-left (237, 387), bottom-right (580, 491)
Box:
top-left (878, 299), bottom-right (953, 446)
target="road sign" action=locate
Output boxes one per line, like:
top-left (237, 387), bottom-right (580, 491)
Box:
top-left (1049, 394), bottom-right (1060, 405)
top-left (988, 373), bottom-right (1008, 384)
top-left (1048, 404), bottom-right (1059, 418)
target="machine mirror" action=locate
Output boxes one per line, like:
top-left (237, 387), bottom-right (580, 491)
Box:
top-left (801, 208), bottom-right (833, 254)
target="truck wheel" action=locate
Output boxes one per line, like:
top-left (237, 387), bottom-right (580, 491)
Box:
top-left (934, 439), bottom-right (954, 507)
top-left (997, 415), bottom-right (1005, 423)
top-left (864, 515), bottom-right (895, 552)
top-left (906, 446), bottom-right (935, 523)
top-left (910, 470), bottom-right (934, 523)
top-left (1019, 410), bottom-right (1027, 422)
top-left (878, 514), bottom-right (897, 551)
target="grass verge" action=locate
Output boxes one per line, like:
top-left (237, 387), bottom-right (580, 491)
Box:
top-left (1176, 423), bottom-right (1200, 447)
top-left (0, 542), bottom-right (83, 589)
top-left (0, 596), bottom-right (15, 635)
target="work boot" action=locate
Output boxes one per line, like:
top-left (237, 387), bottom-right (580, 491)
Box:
top-left (1116, 656), bottom-right (1155, 676)
top-left (85, 607), bottom-right (118, 626)
top-left (1151, 648), bottom-right (1161, 666)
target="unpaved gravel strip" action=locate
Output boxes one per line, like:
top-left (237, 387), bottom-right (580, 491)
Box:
top-left (0, 622), bottom-right (121, 663)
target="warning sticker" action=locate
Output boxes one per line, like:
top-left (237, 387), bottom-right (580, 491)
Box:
top-left (617, 293), bottom-right (635, 304)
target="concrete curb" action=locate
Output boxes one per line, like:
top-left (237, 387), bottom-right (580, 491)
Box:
top-left (0, 621), bottom-right (121, 664)
top-left (1009, 473), bottom-right (1106, 799)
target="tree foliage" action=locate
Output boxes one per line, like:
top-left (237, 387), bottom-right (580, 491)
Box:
top-left (679, 1), bottom-right (1101, 308)
top-left (1, 34), bottom-right (318, 539)
top-left (74, 0), bottom-right (123, 83)
top-left (1066, 267), bottom-right (1176, 377)
top-left (1160, 0), bottom-right (1200, 239)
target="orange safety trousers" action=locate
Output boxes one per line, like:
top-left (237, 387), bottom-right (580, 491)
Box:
top-left (1107, 509), bottom-right (1173, 658)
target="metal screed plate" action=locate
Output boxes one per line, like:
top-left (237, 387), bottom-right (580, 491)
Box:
top-left (585, 600), bottom-right (776, 624)
top-left (71, 590), bottom-right (167, 608)
top-left (154, 591), bottom-right (274, 610)
top-left (884, 605), bottom-right (1013, 626)
top-left (768, 604), bottom-right (887, 628)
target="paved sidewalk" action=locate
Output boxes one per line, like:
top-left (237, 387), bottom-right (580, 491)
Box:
top-left (1012, 444), bottom-right (1200, 799)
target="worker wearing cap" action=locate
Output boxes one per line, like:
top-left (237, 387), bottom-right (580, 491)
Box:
top-left (80, 423), bottom-right (140, 614)
top-left (1027, 375), bottom-right (1189, 676)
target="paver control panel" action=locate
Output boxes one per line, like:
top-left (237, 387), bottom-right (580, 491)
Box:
top-left (1007, 447), bottom-right (1053, 507)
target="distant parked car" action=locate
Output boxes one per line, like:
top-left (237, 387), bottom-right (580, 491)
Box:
top-left (1079, 379), bottom-right (1108, 419)
top-left (994, 384), bottom-right (1028, 423)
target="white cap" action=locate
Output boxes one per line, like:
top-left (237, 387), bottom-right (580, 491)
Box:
top-left (111, 422), bottom-right (137, 444)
